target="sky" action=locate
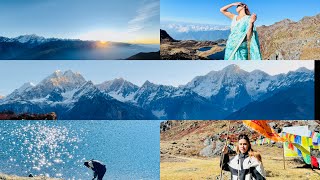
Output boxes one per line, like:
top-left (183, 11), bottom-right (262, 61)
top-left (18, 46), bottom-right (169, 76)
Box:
top-left (0, 0), bottom-right (159, 44)
top-left (161, 0), bottom-right (320, 26)
top-left (0, 61), bottom-right (314, 96)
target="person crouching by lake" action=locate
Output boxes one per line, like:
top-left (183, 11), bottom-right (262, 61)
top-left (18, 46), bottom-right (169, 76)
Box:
top-left (84, 159), bottom-right (107, 180)
top-left (220, 134), bottom-right (266, 180)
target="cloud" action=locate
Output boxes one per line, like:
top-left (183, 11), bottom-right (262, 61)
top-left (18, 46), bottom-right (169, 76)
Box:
top-left (128, 0), bottom-right (159, 33)
top-left (161, 21), bottom-right (230, 32)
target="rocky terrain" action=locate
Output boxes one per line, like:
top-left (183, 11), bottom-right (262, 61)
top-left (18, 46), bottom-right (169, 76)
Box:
top-left (257, 14), bottom-right (320, 60)
top-left (161, 13), bottom-right (320, 60)
top-left (0, 111), bottom-right (57, 120)
top-left (160, 120), bottom-right (319, 158)
top-left (160, 29), bottom-right (226, 60)
top-left (160, 120), bottom-right (320, 180)
top-left (126, 51), bottom-right (160, 60)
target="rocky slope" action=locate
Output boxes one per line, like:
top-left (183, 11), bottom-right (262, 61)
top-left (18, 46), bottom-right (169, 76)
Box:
top-left (160, 29), bottom-right (226, 60)
top-left (257, 14), bottom-right (320, 60)
top-left (160, 120), bottom-right (320, 158)
top-left (126, 51), bottom-right (160, 60)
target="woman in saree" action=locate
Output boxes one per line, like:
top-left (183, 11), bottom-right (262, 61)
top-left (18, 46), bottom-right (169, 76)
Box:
top-left (220, 2), bottom-right (262, 60)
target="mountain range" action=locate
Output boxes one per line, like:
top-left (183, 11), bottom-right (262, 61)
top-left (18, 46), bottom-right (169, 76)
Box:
top-left (0, 65), bottom-right (314, 120)
top-left (0, 34), bottom-right (160, 60)
top-left (161, 21), bottom-right (230, 41)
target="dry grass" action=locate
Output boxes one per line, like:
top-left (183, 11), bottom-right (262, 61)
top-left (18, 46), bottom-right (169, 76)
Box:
top-left (301, 48), bottom-right (320, 60)
top-left (161, 144), bottom-right (320, 180)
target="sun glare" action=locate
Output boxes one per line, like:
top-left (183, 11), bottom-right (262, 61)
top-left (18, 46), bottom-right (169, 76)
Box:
top-left (96, 41), bottom-right (110, 48)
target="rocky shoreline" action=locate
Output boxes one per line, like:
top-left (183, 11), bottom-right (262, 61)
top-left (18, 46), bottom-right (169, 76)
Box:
top-left (0, 111), bottom-right (57, 120)
top-left (0, 173), bottom-right (61, 180)
top-left (160, 29), bottom-right (226, 60)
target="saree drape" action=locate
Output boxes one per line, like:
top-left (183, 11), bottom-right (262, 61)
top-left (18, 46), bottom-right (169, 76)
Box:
top-left (224, 15), bottom-right (262, 60)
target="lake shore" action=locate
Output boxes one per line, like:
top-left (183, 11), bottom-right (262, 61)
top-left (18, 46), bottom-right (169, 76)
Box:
top-left (0, 173), bottom-right (61, 180)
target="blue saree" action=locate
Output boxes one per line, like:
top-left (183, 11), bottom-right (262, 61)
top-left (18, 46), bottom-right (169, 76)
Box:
top-left (224, 15), bottom-right (262, 60)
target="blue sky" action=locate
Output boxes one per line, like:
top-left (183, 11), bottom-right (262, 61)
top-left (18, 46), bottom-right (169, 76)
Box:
top-left (0, 61), bottom-right (314, 96)
top-left (0, 0), bottom-right (159, 44)
top-left (161, 0), bottom-right (320, 26)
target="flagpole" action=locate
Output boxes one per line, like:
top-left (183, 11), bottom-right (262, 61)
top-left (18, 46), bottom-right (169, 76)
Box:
top-left (282, 141), bottom-right (286, 170)
top-left (219, 120), bottom-right (231, 180)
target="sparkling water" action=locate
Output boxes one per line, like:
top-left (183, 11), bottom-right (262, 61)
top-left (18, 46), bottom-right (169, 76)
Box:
top-left (0, 120), bottom-right (160, 180)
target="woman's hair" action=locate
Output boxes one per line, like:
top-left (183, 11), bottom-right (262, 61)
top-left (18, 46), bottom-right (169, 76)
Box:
top-left (253, 151), bottom-right (263, 164)
top-left (241, 3), bottom-right (251, 15)
top-left (84, 161), bottom-right (90, 168)
top-left (236, 134), bottom-right (263, 163)
top-left (236, 134), bottom-right (252, 154)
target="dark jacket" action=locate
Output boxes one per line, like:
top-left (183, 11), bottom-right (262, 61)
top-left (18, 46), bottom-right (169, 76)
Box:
top-left (220, 153), bottom-right (266, 180)
top-left (87, 160), bottom-right (106, 180)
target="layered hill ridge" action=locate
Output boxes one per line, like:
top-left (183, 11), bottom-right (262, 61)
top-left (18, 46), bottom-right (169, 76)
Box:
top-left (0, 34), bottom-right (159, 60)
top-left (0, 65), bottom-right (314, 119)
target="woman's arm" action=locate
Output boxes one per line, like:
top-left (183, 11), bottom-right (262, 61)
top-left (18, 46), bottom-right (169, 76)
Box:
top-left (220, 2), bottom-right (241, 19)
top-left (247, 14), bottom-right (257, 42)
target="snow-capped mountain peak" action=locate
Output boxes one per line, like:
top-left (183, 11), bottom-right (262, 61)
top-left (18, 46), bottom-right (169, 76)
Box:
top-left (221, 64), bottom-right (241, 72)
top-left (96, 78), bottom-right (139, 102)
top-left (39, 70), bottom-right (86, 89)
top-left (250, 69), bottom-right (269, 76)
top-left (142, 80), bottom-right (158, 88)
top-left (97, 78), bottom-right (125, 90)
top-left (295, 67), bottom-right (312, 73)
top-left (14, 34), bottom-right (47, 44)
top-left (17, 82), bottom-right (35, 93)
top-left (4, 82), bottom-right (35, 100)
top-left (0, 36), bottom-right (12, 42)
top-left (71, 80), bottom-right (102, 100)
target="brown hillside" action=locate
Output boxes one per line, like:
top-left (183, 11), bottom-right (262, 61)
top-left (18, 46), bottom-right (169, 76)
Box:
top-left (257, 14), bottom-right (320, 60)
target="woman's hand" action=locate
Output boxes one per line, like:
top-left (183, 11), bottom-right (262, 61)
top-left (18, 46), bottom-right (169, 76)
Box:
top-left (250, 13), bottom-right (257, 24)
top-left (220, 2), bottom-right (241, 19)
top-left (222, 145), bottom-right (228, 154)
top-left (232, 2), bottom-right (242, 6)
